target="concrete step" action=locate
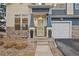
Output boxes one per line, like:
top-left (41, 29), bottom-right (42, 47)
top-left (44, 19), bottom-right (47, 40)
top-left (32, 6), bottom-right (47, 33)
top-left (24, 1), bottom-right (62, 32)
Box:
top-left (36, 40), bottom-right (49, 42)
top-left (35, 38), bottom-right (48, 40)
top-left (34, 37), bottom-right (48, 42)
top-left (37, 41), bottom-right (48, 45)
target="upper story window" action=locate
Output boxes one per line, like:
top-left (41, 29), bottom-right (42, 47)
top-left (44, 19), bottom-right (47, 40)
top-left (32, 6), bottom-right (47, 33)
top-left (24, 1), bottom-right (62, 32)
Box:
top-left (42, 3), bottom-right (45, 5)
top-left (75, 3), bottom-right (79, 9)
top-left (52, 3), bottom-right (66, 9)
top-left (31, 3), bottom-right (39, 5)
top-left (38, 3), bottom-right (42, 5)
top-left (32, 3), bottom-right (36, 5)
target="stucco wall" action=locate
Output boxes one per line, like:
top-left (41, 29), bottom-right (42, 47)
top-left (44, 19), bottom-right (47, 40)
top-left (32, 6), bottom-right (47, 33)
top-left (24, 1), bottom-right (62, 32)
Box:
top-left (6, 3), bottom-right (31, 27)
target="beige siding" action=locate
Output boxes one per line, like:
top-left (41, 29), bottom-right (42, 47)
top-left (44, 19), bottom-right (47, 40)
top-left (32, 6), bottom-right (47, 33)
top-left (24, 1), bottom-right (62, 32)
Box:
top-left (6, 3), bottom-right (31, 27)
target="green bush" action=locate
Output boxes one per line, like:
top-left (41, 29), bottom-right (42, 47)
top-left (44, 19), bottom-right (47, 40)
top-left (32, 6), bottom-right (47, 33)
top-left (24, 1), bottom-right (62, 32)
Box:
top-left (0, 27), bottom-right (6, 32)
top-left (0, 41), bottom-right (4, 46)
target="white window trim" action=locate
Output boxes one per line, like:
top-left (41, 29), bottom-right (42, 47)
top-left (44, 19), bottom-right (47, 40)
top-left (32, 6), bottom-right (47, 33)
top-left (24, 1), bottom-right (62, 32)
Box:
top-left (22, 14), bottom-right (29, 30)
top-left (14, 14), bottom-right (28, 30)
top-left (20, 14), bottom-right (22, 30)
top-left (14, 14), bottom-right (21, 30)
top-left (75, 4), bottom-right (79, 10)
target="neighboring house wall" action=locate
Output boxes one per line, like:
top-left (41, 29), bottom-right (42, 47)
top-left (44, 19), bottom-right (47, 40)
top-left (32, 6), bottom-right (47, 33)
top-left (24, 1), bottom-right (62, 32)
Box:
top-left (6, 4), bottom-right (31, 37)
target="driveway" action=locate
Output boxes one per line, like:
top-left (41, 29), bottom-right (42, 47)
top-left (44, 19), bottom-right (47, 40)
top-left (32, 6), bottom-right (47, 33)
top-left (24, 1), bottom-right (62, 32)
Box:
top-left (56, 39), bottom-right (79, 56)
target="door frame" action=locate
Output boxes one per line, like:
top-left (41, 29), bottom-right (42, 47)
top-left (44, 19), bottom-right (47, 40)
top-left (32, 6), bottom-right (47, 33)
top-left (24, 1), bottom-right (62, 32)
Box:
top-left (37, 19), bottom-right (45, 36)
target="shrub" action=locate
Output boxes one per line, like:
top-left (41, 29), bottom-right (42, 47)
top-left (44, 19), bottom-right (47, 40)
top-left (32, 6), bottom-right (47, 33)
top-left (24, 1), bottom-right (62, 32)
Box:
top-left (0, 41), bottom-right (4, 46)
top-left (0, 34), bottom-right (4, 38)
top-left (0, 27), bottom-right (6, 32)
top-left (4, 41), bottom-right (17, 48)
top-left (14, 42), bottom-right (27, 49)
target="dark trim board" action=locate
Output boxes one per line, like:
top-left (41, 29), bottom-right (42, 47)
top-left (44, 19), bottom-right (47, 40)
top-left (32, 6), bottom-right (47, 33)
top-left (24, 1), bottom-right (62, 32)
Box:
top-left (51, 17), bottom-right (79, 25)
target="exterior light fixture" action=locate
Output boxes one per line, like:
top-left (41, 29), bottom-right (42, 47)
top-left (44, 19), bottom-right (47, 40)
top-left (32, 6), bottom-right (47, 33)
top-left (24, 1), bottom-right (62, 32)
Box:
top-left (39, 17), bottom-right (42, 20)
top-left (39, 3), bottom-right (42, 5)
top-left (54, 4), bottom-right (57, 7)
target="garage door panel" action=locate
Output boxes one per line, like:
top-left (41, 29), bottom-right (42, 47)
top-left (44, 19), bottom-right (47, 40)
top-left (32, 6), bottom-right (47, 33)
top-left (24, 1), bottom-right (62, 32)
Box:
top-left (52, 21), bottom-right (72, 39)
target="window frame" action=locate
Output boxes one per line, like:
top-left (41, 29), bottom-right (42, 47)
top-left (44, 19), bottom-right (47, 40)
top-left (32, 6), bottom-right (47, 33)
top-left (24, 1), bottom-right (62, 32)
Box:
top-left (32, 3), bottom-right (36, 5)
top-left (14, 14), bottom-right (28, 30)
top-left (75, 3), bottom-right (79, 10)
top-left (22, 14), bottom-right (28, 30)
top-left (51, 3), bottom-right (66, 10)
top-left (15, 14), bottom-right (21, 30)
top-left (42, 3), bottom-right (45, 5)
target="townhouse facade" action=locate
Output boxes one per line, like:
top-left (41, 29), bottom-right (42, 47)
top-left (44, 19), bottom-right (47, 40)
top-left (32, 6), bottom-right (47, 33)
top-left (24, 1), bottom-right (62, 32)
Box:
top-left (6, 3), bottom-right (79, 39)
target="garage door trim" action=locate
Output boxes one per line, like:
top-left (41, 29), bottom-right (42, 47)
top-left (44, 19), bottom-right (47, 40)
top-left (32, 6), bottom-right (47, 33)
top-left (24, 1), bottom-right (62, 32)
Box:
top-left (51, 21), bottom-right (72, 39)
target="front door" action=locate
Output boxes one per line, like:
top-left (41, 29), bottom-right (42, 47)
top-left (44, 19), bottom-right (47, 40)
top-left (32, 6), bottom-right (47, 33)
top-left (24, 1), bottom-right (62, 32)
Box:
top-left (37, 18), bottom-right (44, 36)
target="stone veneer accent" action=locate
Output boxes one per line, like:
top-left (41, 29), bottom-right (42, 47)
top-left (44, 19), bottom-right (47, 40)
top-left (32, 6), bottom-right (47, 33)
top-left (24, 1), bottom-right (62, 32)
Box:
top-left (72, 25), bottom-right (79, 39)
top-left (6, 27), bottom-right (29, 38)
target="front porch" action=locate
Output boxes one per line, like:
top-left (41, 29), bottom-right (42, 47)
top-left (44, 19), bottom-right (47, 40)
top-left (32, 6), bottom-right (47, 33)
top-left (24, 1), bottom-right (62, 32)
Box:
top-left (29, 14), bottom-right (52, 38)
top-left (29, 6), bottom-right (52, 38)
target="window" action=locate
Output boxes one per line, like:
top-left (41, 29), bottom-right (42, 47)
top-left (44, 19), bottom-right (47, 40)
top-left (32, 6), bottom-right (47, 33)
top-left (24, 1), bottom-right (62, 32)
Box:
top-left (15, 17), bottom-right (20, 30)
top-left (42, 3), bottom-right (45, 5)
top-left (75, 3), bottom-right (79, 9)
top-left (52, 3), bottom-right (66, 9)
top-left (32, 3), bottom-right (36, 5)
top-left (15, 14), bottom-right (28, 30)
top-left (22, 18), bottom-right (28, 30)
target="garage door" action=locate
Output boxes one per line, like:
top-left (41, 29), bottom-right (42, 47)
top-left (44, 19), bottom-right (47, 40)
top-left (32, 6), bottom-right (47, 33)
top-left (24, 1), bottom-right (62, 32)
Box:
top-left (52, 21), bottom-right (72, 39)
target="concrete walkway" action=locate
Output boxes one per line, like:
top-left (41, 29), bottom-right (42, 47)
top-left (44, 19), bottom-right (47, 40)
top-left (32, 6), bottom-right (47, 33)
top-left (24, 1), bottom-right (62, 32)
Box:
top-left (35, 38), bottom-right (53, 56)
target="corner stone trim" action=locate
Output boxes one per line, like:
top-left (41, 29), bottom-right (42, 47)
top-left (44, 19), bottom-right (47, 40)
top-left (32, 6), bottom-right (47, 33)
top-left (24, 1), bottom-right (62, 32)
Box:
top-left (72, 26), bottom-right (79, 39)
